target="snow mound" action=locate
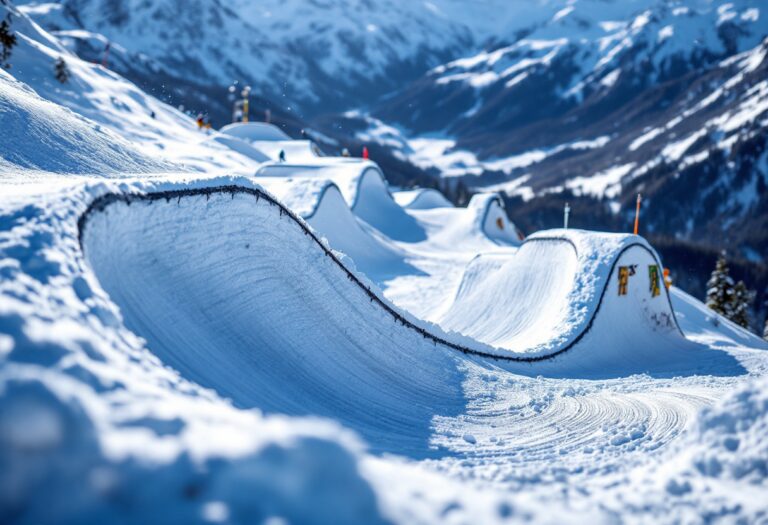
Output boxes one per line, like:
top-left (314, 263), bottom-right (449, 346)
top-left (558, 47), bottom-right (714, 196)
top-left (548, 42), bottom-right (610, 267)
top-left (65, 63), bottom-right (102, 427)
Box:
top-left (256, 161), bottom-right (427, 242)
top-left (394, 188), bottom-right (452, 210)
top-left (220, 122), bottom-right (291, 142)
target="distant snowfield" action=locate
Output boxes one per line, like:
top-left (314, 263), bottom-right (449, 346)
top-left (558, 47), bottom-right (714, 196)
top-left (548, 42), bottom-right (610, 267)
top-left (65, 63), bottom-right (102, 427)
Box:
top-left (2, 5), bottom-right (768, 525)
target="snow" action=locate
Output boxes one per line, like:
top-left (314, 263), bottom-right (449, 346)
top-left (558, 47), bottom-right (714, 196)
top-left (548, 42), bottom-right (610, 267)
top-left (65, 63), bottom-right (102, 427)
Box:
top-left (600, 68), bottom-right (621, 88)
top-left (630, 126), bottom-right (665, 151)
top-left (658, 24), bottom-right (674, 43)
top-left (393, 188), bottom-right (452, 210)
top-left (220, 122), bottom-right (291, 142)
top-left (741, 7), bottom-right (760, 22)
top-left (0, 70), bottom-right (167, 175)
top-left (3, 3), bottom-right (768, 524)
top-left (662, 129), bottom-right (708, 162)
top-left (552, 6), bottom-right (574, 23)
top-left (565, 162), bottom-right (635, 198)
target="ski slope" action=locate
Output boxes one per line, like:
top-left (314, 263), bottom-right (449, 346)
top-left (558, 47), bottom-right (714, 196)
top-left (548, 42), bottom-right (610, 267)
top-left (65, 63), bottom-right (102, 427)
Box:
top-left (65, 176), bottom-right (756, 492)
top-left (3, 5), bottom-right (768, 523)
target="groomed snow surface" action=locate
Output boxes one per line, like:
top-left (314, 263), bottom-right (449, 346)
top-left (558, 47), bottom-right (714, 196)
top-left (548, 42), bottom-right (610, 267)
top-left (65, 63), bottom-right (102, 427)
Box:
top-left (2, 6), bottom-right (768, 524)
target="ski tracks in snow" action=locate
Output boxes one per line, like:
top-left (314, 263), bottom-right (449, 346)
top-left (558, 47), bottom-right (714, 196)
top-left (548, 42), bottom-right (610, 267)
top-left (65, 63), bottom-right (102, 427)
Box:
top-left (429, 363), bottom-right (721, 487)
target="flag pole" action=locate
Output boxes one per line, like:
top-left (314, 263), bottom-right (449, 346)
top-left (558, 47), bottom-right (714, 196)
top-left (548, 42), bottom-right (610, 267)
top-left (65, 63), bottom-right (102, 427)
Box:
top-left (633, 193), bottom-right (642, 235)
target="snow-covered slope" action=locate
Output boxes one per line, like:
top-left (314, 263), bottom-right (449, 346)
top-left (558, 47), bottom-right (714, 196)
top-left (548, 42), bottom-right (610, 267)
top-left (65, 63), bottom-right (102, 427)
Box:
top-left (0, 68), bottom-right (166, 175)
top-left (2, 170), bottom-right (765, 523)
top-left (379, 0), bottom-right (766, 139)
top-left (16, 0), bottom-right (768, 263)
top-left (1, 1), bottom-right (265, 175)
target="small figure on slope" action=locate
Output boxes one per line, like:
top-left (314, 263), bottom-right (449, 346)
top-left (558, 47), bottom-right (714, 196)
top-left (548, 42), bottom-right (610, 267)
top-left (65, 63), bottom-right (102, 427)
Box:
top-left (54, 56), bottom-right (70, 84)
top-left (278, 149), bottom-right (286, 163)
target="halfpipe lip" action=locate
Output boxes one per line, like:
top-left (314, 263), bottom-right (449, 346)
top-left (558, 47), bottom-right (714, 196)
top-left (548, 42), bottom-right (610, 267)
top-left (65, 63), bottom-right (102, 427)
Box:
top-left (77, 184), bottom-right (684, 363)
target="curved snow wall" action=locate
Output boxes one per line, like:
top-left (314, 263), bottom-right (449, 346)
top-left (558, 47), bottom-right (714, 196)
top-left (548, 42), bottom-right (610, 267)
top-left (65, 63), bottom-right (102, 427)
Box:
top-left (79, 186), bottom-right (469, 457)
top-left (78, 186), bottom-right (693, 364)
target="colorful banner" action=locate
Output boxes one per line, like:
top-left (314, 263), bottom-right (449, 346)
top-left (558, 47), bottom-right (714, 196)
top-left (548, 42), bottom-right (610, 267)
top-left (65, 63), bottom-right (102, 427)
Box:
top-left (649, 265), bottom-right (661, 297)
top-left (618, 266), bottom-right (629, 296)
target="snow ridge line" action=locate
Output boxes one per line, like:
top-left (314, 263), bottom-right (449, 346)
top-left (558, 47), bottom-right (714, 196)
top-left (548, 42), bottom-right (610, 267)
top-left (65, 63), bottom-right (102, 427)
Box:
top-left (302, 181), bottom-right (345, 221)
top-left (256, 164), bottom-right (390, 209)
top-left (76, 185), bottom-right (682, 363)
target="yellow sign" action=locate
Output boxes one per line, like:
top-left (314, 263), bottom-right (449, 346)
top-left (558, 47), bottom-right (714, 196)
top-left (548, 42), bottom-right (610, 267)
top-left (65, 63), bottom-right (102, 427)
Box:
top-left (618, 266), bottom-right (629, 296)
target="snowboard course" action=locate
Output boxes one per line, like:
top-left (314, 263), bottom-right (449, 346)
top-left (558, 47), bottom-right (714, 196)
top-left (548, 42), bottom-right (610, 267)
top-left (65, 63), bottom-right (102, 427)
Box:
top-left (3, 7), bottom-right (768, 521)
top-left (77, 182), bottom-right (746, 461)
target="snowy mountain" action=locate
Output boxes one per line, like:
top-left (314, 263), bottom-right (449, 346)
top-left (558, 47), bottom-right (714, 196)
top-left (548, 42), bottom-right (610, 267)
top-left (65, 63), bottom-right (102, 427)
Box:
top-left (362, 25), bottom-right (768, 249)
top-left (15, 0), bottom-right (560, 117)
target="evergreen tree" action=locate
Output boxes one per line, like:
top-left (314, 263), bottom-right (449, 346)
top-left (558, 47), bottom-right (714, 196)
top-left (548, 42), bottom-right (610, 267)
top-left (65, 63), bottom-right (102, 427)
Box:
top-left (0, 12), bottom-right (16, 70)
top-left (54, 56), bottom-right (70, 83)
top-left (705, 251), bottom-right (735, 318)
top-left (764, 295), bottom-right (768, 341)
top-left (729, 280), bottom-right (754, 329)
top-left (455, 179), bottom-right (472, 207)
